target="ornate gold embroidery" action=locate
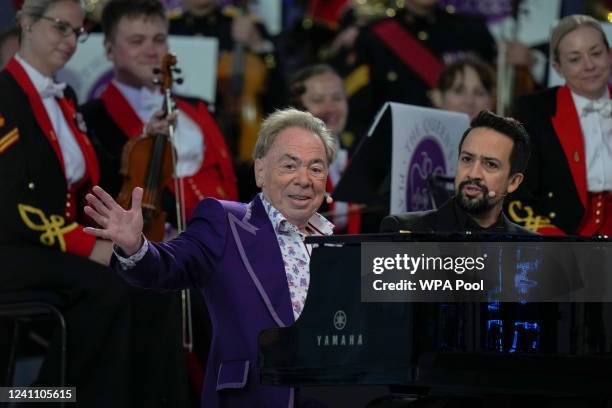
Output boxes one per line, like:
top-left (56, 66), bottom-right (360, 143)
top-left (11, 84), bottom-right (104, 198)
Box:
top-left (508, 200), bottom-right (553, 231)
top-left (18, 204), bottom-right (78, 251)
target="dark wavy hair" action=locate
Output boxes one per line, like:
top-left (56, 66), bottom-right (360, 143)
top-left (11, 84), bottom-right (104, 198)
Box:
top-left (101, 0), bottom-right (167, 41)
top-left (458, 110), bottom-right (531, 176)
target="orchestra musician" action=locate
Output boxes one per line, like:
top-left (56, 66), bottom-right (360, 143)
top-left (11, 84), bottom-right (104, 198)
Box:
top-left (290, 63), bottom-right (362, 234)
top-left (0, 0), bottom-right (188, 405)
top-left (507, 15), bottom-right (612, 237)
top-left (81, 0), bottom-right (238, 226)
top-left (429, 56), bottom-right (495, 120)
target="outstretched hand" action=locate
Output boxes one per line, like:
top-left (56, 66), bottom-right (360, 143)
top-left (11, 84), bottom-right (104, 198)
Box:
top-left (84, 186), bottom-right (144, 256)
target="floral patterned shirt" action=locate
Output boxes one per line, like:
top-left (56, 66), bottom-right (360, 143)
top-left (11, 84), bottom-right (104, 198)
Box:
top-left (260, 193), bottom-right (334, 320)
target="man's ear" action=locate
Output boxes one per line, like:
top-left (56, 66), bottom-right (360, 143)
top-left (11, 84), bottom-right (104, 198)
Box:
top-left (19, 15), bottom-right (32, 36)
top-left (254, 158), bottom-right (264, 188)
top-left (506, 172), bottom-right (524, 194)
top-left (429, 89), bottom-right (443, 108)
top-left (104, 40), bottom-right (113, 60)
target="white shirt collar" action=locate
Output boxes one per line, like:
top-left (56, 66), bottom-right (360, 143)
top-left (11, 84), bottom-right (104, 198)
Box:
top-left (113, 79), bottom-right (164, 122)
top-left (14, 53), bottom-right (58, 96)
top-left (571, 88), bottom-right (610, 114)
top-left (259, 192), bottom-right (334, 236)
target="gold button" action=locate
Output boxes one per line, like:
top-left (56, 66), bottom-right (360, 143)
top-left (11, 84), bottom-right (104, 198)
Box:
top-left (386, 71), bottom-right (398, 82)
top-left (446, 5), bottom-right (456, 14)
top-left (66, 202), bottom-right (71, 208)
top-left (596, 219), bottom-right (601, 224)
top-left (597, 201), bottom-right (603, 207)
top-left (385, 8), bottom-right (396, 17)
top-left (417, 31), bottom-right (429, 41)
top-left (547, 192), bottom-right (554, 198)
top-left (28, 182), bottom-right (35, 190)
top-left (549, 212), bottom-right (556, 219)
top-left (574, 151), bottom-right (580, 162)
top-left (66, 192), bottom-right (71, 198)
top-left (596, 210), bottom-right (601, 215)
top-left (302, 18), bottom-right (313, 29)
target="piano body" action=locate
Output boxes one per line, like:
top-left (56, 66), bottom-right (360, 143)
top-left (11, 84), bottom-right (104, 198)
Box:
top-left (259, 233), bottom-right (612, 406)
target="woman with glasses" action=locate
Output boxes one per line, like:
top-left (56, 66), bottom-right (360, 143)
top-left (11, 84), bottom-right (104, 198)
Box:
top-left (0, 1), bottom-right (189, 406)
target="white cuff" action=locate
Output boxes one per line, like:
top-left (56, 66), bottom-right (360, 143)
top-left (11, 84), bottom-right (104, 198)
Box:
top-left (114, 238), bottom-right (149, 270)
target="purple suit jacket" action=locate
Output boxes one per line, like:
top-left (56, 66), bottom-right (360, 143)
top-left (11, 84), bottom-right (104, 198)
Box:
top-left (116, 195), bottom-right (295, 407)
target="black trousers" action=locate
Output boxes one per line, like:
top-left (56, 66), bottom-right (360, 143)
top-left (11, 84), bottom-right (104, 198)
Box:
top-left (0, 244), bottom-right (189, 407)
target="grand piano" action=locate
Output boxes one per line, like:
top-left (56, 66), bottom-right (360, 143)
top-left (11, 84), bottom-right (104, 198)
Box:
top-left (259, 233), bottom-right (612, 406)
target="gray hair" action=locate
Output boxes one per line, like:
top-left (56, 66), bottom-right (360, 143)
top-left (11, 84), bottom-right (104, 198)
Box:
top-left (252, 108), bottom-right (337, 164)
top-left (17, 0), bottom-right (82, 22)
top-left (550, 14), bottom-right (609, 63)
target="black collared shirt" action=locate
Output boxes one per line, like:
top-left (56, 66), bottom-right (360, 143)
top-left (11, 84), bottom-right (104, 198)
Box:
top-left (451, 196), bottom-right (508, 233)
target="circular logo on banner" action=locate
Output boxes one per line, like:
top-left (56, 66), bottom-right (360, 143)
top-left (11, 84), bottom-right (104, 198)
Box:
top-left (333, 310), bottom-right (347, 331)
top-left (405, 137), bottom-right (447, 211)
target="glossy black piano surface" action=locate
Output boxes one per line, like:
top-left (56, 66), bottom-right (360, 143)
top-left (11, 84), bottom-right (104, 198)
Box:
top-left (259, 233), bottom-right (612, 400)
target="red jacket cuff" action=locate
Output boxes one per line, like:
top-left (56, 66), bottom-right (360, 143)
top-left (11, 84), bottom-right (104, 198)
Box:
top-left (64, 225), bottom-right (97, 257)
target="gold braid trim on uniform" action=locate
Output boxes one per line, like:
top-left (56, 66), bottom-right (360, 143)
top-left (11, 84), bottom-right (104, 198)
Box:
top-left (18, 204), bottom-right (79, 252)
top-left (0, 128), bottom-right (19, 154)
top-left (508, 200), bottom-right (553, 232)
top-left (345, 65), bottom-right (370, 97)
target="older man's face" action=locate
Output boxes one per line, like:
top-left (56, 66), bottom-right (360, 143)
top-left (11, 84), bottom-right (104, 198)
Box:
top-left (255, 127), bottom-right (328, 229)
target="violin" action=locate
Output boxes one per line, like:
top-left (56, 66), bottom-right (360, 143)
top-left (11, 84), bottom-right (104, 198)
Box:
top-left (116, 54), bottom-right (194, 352)
top-left (116, 54), bottom-right (184, 241)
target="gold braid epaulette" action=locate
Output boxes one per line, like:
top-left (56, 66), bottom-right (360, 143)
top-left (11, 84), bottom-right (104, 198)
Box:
top-left (18, 204), bottom-right (78, 252)
top-left (507, 200), bottom-right (553, 232)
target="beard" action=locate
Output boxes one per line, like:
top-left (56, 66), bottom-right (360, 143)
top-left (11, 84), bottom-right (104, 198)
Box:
top-left (456, 179), bottom-right (496, 215)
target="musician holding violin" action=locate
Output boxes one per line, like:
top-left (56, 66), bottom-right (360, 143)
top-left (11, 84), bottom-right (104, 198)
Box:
top-left (0, 0), bottom-right (188, 405)
top-left (81, 0), bottom-right (238, 229)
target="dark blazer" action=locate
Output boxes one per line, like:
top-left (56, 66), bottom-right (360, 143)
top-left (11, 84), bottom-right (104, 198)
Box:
top-left (0, 58), bottom-right (189, 408)
top-left (0, 58), bottom-right (98, 257)
top-left (381, 197), bottom-right (533, 235)
top-left (507, 85), bottom-right (590, 235)
top-left (115, 194), bottom-right (295, 408)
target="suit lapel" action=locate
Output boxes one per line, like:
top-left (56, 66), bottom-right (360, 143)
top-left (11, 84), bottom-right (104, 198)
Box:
top-left (227, 196), bottom-right (294, 327)
top-left (551, 85), bottom-right (587, 209)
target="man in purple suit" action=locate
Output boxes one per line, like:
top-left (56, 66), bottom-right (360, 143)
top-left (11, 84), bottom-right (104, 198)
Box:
top-left (84, 108), bottom-right (336, 407)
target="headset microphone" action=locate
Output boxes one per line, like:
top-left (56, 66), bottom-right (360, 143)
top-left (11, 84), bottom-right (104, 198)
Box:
top-left (488, 190), bottom-right (496, 198)
top-left (325, 193), bottom-right (334, 204)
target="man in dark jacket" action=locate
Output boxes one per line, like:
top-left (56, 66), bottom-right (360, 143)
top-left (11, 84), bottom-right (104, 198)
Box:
top-left (382, 110), bottom-right (532, 235)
